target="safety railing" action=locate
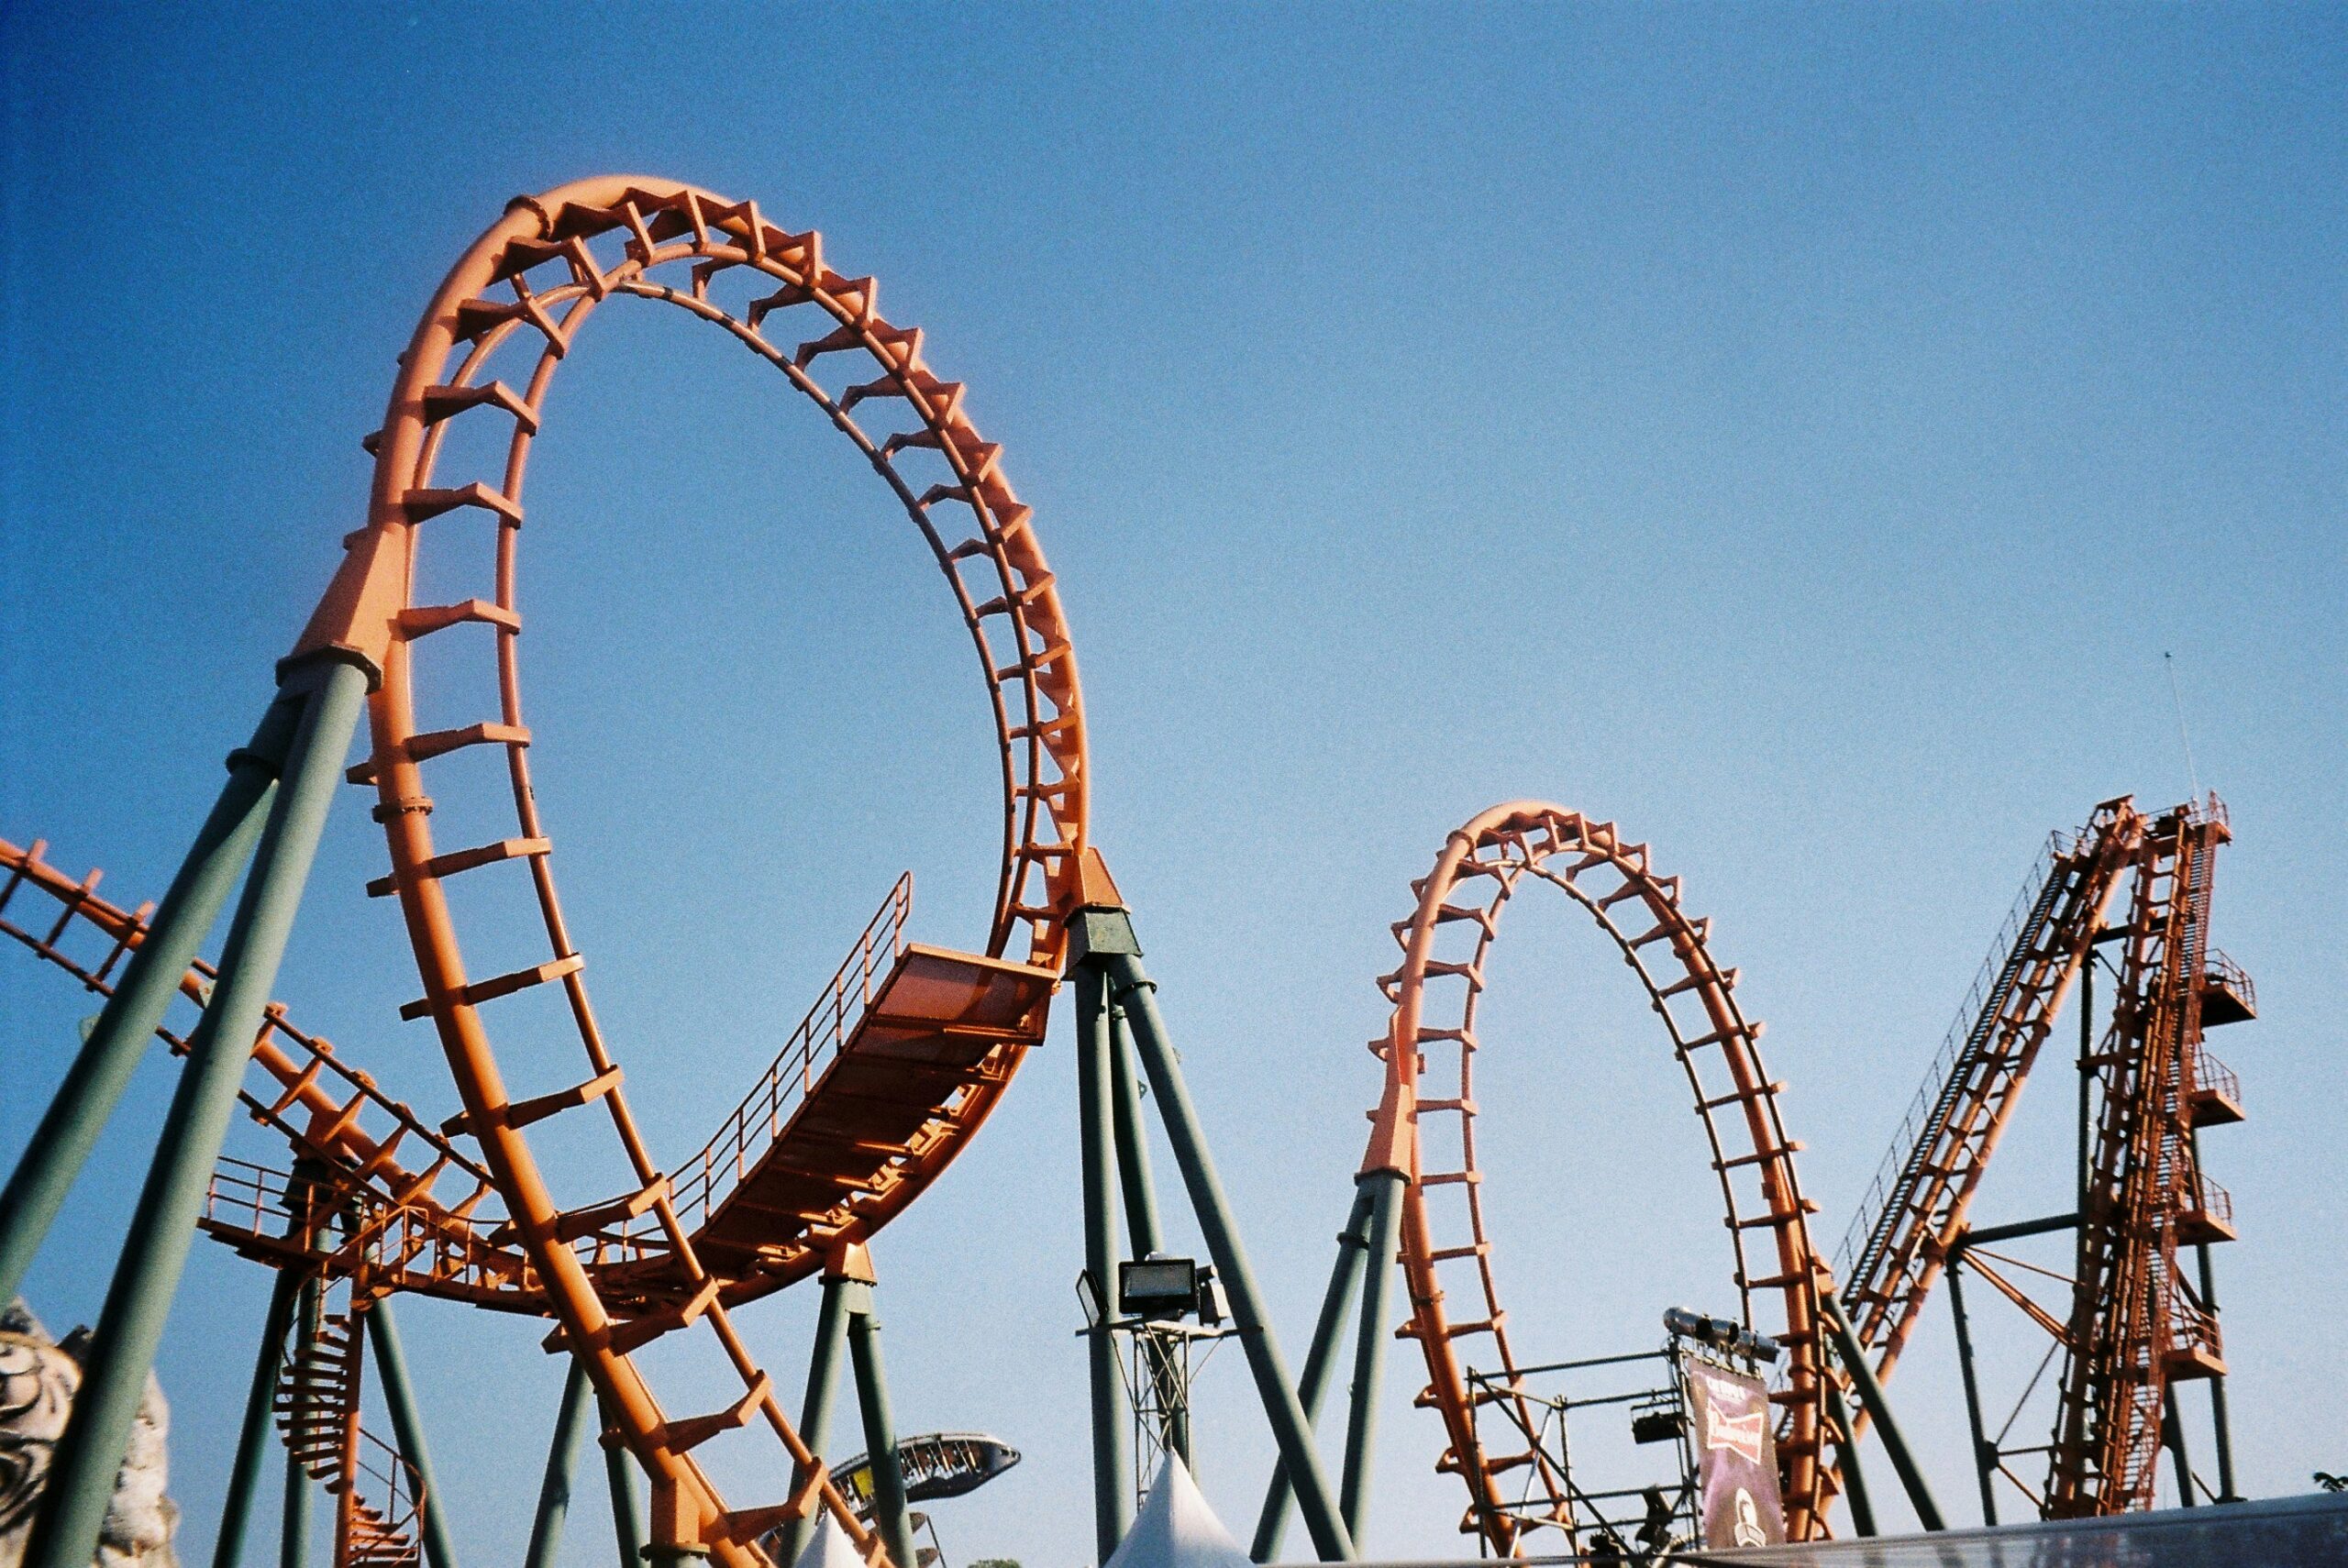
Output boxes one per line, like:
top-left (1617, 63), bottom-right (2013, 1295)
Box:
top-left (1836, 828), bottom-right (2077, 1287)
top-left (2186, 1045), bottom-right (2241, 1110)
top-left (2180, 1172), bottom-right (2232, 1234)
top-left (202, 1157), bottom-right (540, 1301)
top-left (664, 874), bottom-right (914, 1231)
top-left (2201, 948), bottom-right (2255, 1016)
top-left (356, 1425), bottom-right (426, 1556)
top-left (1, 837), bottom-right (498, 1204)
top-left (2168, 1293), bottom-right (2224, 1365)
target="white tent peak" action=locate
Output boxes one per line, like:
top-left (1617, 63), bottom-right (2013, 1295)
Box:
top-left (1102, 1454), bottom-right (1254, 1568)
top-left (791, 1509), bottom-right (867, 1568)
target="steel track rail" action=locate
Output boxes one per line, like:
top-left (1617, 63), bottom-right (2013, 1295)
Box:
top-left (282, 177), bottom-right (1094, 1568)
top-left (1369, 802), bottom-right (1830, 1550)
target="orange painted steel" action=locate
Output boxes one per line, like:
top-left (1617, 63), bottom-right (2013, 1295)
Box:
top-left (1828, 794), bottom-right (2250, 1519)
top-left (2048, 797), bottom-right (2232, 1515)
top-left (1366, 803), bottom-right (1830, 1551)
top-left (663, 941), bottom-right (1056, 1290)
top-left (1832, 799), bottom-right (2144, 1382)
top-left (7, 175), bottom-right (1091, 1568)
top-left (6, 834), bottom-right (1050, 1316)
top-left (0, 835), bottom-right (531, 1304)
top-left (294, 175), bottom-right (1090, 1568)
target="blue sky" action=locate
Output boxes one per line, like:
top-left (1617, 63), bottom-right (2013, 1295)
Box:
top-left (1, 4), bottom-right (2341, 1564)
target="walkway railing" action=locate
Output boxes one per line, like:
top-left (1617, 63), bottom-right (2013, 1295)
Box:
top-left (2202, 948), bottom-right (2255, 1015)
top-left (665, 875), bottom-right (914, 1232)
top-left (2182, 1172), bottom-right (2232, 1234)
top-left (201, 1156), bottom-right (540, 1304)
top-left (2187, 1044), bottom-right (2241, 1110)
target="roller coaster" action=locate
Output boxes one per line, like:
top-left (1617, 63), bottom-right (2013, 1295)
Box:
top-left (1257, 792), bottom-right (2251, 1555)
top-left (0, 173), bottom-right (2259, 1568)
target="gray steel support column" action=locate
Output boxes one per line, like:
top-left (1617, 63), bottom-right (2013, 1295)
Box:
top-left (1944, 1254), bottom-right (1998, 1526)
top-left (1108, 1005), bottom-right (1164, 1260)
top-left (0, 696), bottom-right (301, 1305)
top-left (1822, 1382), bottom-right (1876, 1539)
top-left (2161, 1387), bottom-right (2197, 1507)
top-left (779, 1271), bottom-right (855, 1566)
top-left (1073, 964), bottom-right (1132, 1560)
top-left (2203, 1358), bottom-right (2240, 1503)
top-left (1337, 1168), bottom-right (1403, 1544)
top-left (367, 1300), bottom-right (460, 1568)
top-left (525, 1359), bottom-right (596, 1568)
top-left (1251, 1181), bottom-right (1376, 1561)
top-left (282, 1440), bottom-right (312, 1568)
top-left (1819, 1293), bottom-right (1942, 1531)
top-left (1107, 952), bottom-right (1356, 1562)
top-left (598, 1395), bottom-right (646, 1568)
top-left (847, 1300), bottom-right (916, 1568)
top-left (28, 660), bottom-right (368, 1568)
top-left (214, 1264), bottom-right (306, 1568)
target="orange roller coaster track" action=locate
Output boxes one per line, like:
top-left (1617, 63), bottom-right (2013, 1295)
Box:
top-left (1265, 803), bottom-right (1833, 1556)
top-left (6, 172), bottom-right (1369, 1568)
top-left (1828, 793), bottom-right (2251, 1525)
top-left (0, 175), bottom-right (1093, 1568)
top-left (306, 175), bottom-right (1091, 1568)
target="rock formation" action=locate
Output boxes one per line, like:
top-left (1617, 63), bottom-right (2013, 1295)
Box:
top-left (0, 1303), bottom-right (178, 1568)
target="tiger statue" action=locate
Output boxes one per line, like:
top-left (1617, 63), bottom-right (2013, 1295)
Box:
top-left (0, 1302), bottom-right (177, 1568)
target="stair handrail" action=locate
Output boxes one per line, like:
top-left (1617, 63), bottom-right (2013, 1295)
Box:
top-left (352, 1424), bottom-right (427, 1556)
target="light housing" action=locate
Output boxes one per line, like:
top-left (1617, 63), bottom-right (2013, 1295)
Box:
top-left (1121, 1255), bottom-right (1201, 1320)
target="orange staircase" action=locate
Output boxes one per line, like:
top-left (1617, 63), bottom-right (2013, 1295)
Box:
top-left (274, 1303), bottom-right (425, 1568)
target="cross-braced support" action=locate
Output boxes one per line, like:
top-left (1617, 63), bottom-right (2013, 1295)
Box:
top-left (773, 1244), bottom-right (915, 1568)
top-left (217, 1166), bottom-right (327, 1568)
top-left (1066, 882), bottom-right (1356, 1563)
top-left (1822, 1382), bottom-right (1876, 1538)
top-left (847, 1289), bottom-right (916, 1568)
top-left (1073, 965), bottom-right (1134, 1559)
top-left (0, 699), bottom-right (301, 1307)
top-left (598, 1394), bottom-right (646, 1568)
top-left (778, 1254), bottom-right (858, 1567)
top-left (1820, 1295), bottom-right (1944, 1531)
top-left (19, 657), bottom-right (371, 1568)
top-left (368, 1301), bottom-right (458, 1568)
top-left (1250, 1178), bottom-right (1373, 1561)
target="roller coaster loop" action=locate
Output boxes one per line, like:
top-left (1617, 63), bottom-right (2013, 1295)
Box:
top-left (1, 174), bottom-right (1101, 1568)
top-left (1258, 802), bottom-right (1834, 1556)
top-left (2, 175), bottom-right (1365, 1568)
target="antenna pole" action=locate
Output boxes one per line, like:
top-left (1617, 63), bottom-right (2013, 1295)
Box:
top-left (2165, 653), bottom-right (2201, 800)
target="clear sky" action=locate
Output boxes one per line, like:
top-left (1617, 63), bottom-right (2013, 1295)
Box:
top-left (1, 5), bottom-right (2340, 1565)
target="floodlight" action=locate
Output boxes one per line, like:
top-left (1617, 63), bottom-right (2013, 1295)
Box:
top-left (1121, 1255), bottom-right (1201, 1319)
top-left (1663, 1307), bottom-right (1780, 1364)
top-left (1663, 1308), bottom-right (1739, 1349)
top-left (1631, 1409), bottom-right (1686, 1445)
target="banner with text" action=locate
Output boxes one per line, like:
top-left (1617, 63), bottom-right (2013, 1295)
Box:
top-left (1681, 1353), bottom-right (1787, 1550)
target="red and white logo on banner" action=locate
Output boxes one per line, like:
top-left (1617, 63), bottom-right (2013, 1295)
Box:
top-left (1699, 1374), bottom-right (1766, 1464)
